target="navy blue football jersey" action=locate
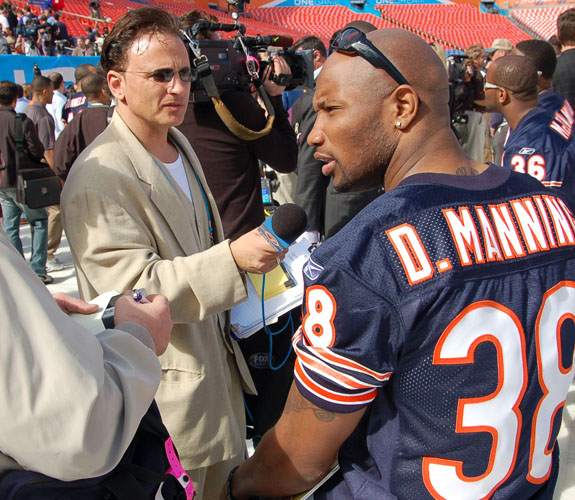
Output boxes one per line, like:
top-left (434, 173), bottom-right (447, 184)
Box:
top-left (538, 89), bottom-right (570, 118)
top-left (502, 106), bottom-right (575, 193)
top-left (295, 165), bottom-right (575, 500)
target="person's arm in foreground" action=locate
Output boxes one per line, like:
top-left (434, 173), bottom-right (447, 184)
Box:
top-left (221, 383), bottom-right (366, 500)
top-left (0, 233), bottom-right (172, 480)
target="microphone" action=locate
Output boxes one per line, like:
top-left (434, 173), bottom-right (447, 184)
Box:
top-left (258, 204), bottom-right (308, 253)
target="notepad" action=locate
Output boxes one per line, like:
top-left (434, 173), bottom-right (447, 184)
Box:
top-left (248, 263), bottom-right (295, 301)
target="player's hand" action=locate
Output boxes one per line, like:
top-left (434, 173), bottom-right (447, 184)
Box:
top-left (230, 227), bottom-right (286, 274)
top-left (263, 55), bottom-right (291, 96)
top-left (53, 292), bottom-right (99, 315)
top-left (114, 292), bottom-right (173, 355)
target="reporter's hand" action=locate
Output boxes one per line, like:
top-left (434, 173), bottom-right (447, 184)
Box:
top-left (114, 292), bottom-right (173, 355)
top-left (263, 55), bottom-right (291, 96)
top-left (230, 227), bottom-right (286, 274)
top-left (53, 292), bottom-right (99, 315)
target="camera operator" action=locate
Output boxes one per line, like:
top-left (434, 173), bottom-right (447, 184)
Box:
top-left (177, 10), bottom-right (298, 442)
top-left (14, 18), bottom-right (40, 56)
top-left (52, 13), bottom-right (71, 54)
top-left (451, 44), bottom-right (486, 163)
top-left (37, 15), bottom-right (55, 56)
top-left (177, 11), bottom-right (297, 241)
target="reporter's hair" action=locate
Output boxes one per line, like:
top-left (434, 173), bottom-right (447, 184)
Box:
top-left (0, 80), bottom-right (18, 105)
top-left (465, 44), bottom-right (484, 60)
top-left (31, 75), bottom-right (52, 95)
top-left (515, 39), bottom-right (557, 78)
top-left (429, 41), bottom-right (447, 72)
top-left (293, 36), bottom-right (326, 58)
top-left (557, 8), bottom-right (575, 46)
top-left (100, 7), bottom-right (181, 74)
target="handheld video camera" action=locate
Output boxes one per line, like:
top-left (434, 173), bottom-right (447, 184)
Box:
top-left (446, 54), bottom-right (469, 84)
top-left (181, 0), bottom-right (314, 103)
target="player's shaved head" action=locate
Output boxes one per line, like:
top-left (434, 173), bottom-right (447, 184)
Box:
top-left (367, 30), bottom-right (449, 93)
top-left (332, 29), bottom-right (451, 123)
top-left (488, 55), bottom-right (538, 101)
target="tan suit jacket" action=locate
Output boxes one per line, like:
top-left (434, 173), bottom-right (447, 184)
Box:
top-left (61, 112), bottom-right (254, 470)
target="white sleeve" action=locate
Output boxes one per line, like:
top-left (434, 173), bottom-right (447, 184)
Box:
top-left (0, 232), bottom-right (162, 480)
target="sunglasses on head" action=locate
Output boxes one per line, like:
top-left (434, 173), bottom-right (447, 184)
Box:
top-left (484, 81), bottom-right (515, 93)
top-left (123, 67), bottom-right (193, 83)
top-left (330, 27), bottom-right (411, 87)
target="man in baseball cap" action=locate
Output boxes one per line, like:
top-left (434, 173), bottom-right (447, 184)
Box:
top-left (486, 38), bottom-right (513, 59)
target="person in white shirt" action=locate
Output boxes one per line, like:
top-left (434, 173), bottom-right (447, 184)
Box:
top-left (46, 72), bottom-right (67, 140)
top-left (0, 9), bottom-right (10, 33)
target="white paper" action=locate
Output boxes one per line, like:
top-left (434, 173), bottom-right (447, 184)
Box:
top-left (68, 290), bottom-right (120, 334)
top-left (231, 238), bottom-right (313, 338)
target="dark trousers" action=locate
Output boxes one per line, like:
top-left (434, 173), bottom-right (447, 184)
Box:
top-left (239, 307), bottom-right (301, 439)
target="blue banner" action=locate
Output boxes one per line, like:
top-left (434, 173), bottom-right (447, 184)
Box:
top-left (0, 55), bottom-right (100, 85)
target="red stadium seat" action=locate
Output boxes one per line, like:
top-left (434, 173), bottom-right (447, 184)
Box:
top-left (9, 0), bottom-right (546, 54)
top-left (511, 5), bottom-right (572, 40)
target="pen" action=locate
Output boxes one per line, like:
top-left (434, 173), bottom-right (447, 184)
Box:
top-left (133, 288), bottom-right (146, 303)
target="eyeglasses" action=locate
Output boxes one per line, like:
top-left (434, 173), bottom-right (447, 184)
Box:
top-left (122, 67), bottom-right (193, 83)
top-left (484, 82), bottom-right (514, 93)
top-left (330, 27), bottom-right (411, 86)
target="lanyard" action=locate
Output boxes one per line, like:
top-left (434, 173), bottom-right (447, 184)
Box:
top-left (152, 139), bottom-right (215, 244)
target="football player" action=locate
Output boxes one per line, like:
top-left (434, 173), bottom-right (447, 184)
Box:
top-left (222, 30), bottom-right (575, 500)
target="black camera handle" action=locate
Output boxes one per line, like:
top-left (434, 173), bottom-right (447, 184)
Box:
top-left (181, 29), bottom-right (275, 141)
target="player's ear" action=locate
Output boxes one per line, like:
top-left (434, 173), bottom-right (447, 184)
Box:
top-left (390, 85), bottom-right (418, 131)
top-left (499, 87), bottom-right (512, 105)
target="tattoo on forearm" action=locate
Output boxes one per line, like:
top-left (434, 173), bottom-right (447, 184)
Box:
top-left (284, 389), bottom-right (336, 422)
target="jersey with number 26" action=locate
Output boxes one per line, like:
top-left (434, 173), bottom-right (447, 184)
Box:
top-left (295, 165), bottom-right (575, 500)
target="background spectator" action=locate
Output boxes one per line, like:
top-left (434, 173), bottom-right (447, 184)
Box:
top-left (25, 75), bottom-right (63, 275)
top-left (553, 8), bottom-right (575, 108)
top-left (47, 72), bottom-right (66, 140)
top-left (0, 80), bottom-right (50, 283)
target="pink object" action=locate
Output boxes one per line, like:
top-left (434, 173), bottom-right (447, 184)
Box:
top-left (164, 437), bottom-right (194, 499)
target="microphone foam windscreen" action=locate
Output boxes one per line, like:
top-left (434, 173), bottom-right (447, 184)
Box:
top-left (271, 204), bottom-right (308, 242)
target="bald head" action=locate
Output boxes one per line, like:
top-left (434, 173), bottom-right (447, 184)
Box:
top-left (487, 55), bottom-right (538, 101)
top-left (369, 30), bottom-right (448, 94)
top-left (323, 29), bottom-right (450, 115)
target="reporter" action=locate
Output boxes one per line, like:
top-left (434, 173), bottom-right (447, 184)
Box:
top-left (61, 8), bottom-right (283, 499)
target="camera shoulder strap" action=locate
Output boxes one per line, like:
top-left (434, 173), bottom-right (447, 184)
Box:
top-left (210, 82), bottom-right (275, 141)
top-left (185, 32), bottom-right (275, 141)
top-left (197, 60), bottom-right (275, 140)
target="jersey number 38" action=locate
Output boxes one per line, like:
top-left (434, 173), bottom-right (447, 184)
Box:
top-left (423, 281), bottom-right (575, 500)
